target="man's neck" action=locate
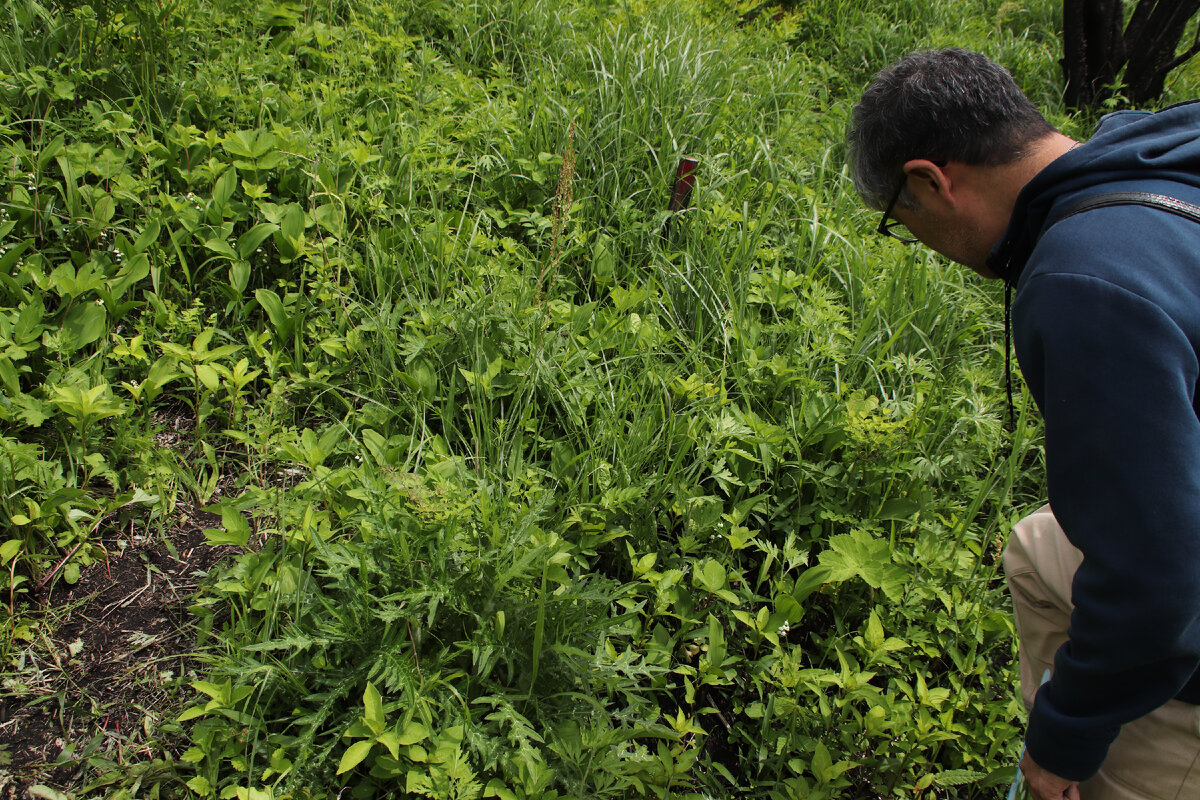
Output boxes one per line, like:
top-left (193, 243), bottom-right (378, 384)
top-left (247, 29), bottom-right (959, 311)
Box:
top-left (968, 132), bottom-right (1079, 249)
top-left (1000, 132), bottom-right (1080, 210)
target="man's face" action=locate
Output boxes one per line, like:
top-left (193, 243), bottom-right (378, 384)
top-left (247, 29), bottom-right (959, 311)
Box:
top-left (890, 200), bottom-right (1000, 278)
top-left (880, 162), bottom-right (1010, 279)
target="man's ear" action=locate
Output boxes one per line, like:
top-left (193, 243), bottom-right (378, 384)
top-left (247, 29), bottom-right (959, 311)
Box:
top-left (902, 159), bottom-right (953, 206)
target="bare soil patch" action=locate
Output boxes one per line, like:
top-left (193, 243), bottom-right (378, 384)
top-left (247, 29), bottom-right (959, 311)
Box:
top-left (0, 503), bottom-right (234, 797)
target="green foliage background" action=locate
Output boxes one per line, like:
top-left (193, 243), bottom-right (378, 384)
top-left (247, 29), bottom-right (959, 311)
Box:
top-left (2, 0), bottom-right (1197, 796)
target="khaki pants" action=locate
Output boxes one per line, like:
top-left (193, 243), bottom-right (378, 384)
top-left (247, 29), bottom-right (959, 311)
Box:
top-left (1003, 505), bottom-right (1200, 799)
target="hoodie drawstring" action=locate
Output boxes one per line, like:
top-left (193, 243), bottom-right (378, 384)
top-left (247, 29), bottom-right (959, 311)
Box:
top-left (1004, 281), bottom-right (1015, 432)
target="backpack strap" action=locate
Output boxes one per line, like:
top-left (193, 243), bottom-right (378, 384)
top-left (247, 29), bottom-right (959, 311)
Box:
top-left (1057, 191), bottom-right (1200, 225)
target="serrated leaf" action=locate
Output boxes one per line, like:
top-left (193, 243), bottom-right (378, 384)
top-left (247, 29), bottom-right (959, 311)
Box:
top-left (818, 530), bottom-right (907, 601)
top-left (932, 768), bottom-right (987, 787)
top-left (186, 776), bottom-right (213, 796)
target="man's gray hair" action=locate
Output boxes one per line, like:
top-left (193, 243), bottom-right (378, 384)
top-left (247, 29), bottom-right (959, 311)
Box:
top-left (848, 49), bottom-right (1056, 210)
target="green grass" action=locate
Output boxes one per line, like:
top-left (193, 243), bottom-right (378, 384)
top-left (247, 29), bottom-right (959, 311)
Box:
top-left (1, 0), bottom-right (1194, 796)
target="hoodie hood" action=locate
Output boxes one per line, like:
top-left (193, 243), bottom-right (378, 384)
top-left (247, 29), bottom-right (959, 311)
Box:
top-left (988, 99), bottom-right (1200, 286)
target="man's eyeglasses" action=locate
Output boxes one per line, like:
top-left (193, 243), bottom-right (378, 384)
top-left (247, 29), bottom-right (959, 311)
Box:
top-left (877, 178), bottom-right (919, 244)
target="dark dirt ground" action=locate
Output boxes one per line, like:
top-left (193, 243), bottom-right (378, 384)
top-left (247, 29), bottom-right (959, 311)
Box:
top-left (0, 502), bottom-right (234, 798)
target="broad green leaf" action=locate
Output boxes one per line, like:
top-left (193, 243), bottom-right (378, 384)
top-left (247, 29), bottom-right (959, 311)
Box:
top-left (133, 219), bottom-right (162, 253)
top-left (223, 129), bottom-right (276, 159)
top-left (363, 682), bottom-right (384, 733)
top-left (811, 741), bottom-right (832, 782)
top-left (254, 289), bottom-right (291, 335)
top-left (92, 195), bottom-right (115, 225)
top-left (237, 222), bottom-right (278, 259)
top-left (484, 779), bottom-right (517, 800)
top-left (192, 680), bottom-right (229, 702)
top-left (229, 260), bottom-right (250, 294)
top-left (14, 294), bottom-right (46, 343)
top-left (336, 739), bottom-right (374, 775)
top-left (774, 593), bottom-right (805, 624)
top-left (707, 614), bottom-right (726, 667)
top-left (0, 240), bottom-right (29, 275)
top-left (54, 155), bottom-right (80, 218)
top-left (877, 497), bottom-right (920, 520)
top-left (52, 78), bottom-right (75, 101)
top-left (61, 302), bottom-right (106, 350)
top-left (145, 355), bottom-right (183, 393)
top-left (126, 488), bottom-right (159, 506)
top-left (195, 363), bottom-right (220, 391)
top-left (177, 706), bottom-right (207, 722)
top-left (697, 559), bottom-right (726, 592)
top-left (396, 720), bottom-right (429, 746)
top-left (0, 540), bottom-right (22, 563)
top-left (0, 359), bottom-right (17, 396)
top-left (376, 731), bottom-right (401, 759)
top-left (312, 202), bottom-right (344, 234)
top-left (214, 508), bottom-right (251, 547)
top-left (592, 238), bottom-right (614, 283)
top-left (212, 168), bottom-right (238, 210)
top-left (865, 610), bottom-right (884, 651)
top-left (280, 203), bottom-right (305, 241)
top-left (203, 237), bottom-right (238, 260)
top-left (108, 253), bottom-right (151, 299)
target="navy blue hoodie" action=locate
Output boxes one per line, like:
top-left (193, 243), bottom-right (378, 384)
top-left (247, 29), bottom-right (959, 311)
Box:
top-left (989, 100), bottom-right (1200, 781)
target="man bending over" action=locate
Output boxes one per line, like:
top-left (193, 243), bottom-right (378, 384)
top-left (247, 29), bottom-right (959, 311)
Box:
top-left (847, 49), bottom-right (1200, 800)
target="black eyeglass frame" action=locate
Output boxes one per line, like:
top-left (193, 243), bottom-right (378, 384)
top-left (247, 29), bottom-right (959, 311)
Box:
top-left (876, 178), bottom-right (920, 244)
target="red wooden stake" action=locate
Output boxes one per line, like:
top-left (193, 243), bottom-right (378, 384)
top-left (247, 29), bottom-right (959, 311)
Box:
top-left (669, 157), bottom-right (699, 212)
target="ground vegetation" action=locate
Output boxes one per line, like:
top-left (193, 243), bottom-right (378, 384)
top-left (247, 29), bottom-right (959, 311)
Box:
top-left (2, 0), bottom-right (1197, 797)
